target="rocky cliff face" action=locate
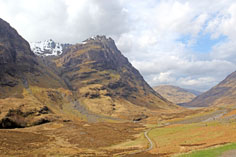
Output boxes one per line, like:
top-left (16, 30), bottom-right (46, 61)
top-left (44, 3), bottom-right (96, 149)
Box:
top-left (186, 71), bottom-right (236, 107)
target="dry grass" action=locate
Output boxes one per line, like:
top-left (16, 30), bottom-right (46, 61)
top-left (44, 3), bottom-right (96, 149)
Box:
top-left (0, 121), bottom-right (144, 156)
top-left (148, 121), bottom-right (236, 156)
top-left (223, 109), bottom-right (236, 118)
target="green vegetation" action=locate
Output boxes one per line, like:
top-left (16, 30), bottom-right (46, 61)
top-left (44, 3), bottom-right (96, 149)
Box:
top-left (179, 143), bottom-right (236, 157)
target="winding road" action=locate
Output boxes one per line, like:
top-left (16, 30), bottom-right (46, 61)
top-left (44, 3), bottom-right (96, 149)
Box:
top-left (122, 124), bottom-right (170, 156)
top-left (144, 129), bottom-right (154, 151)
top-left (124, 128), bottom-right (155, 156)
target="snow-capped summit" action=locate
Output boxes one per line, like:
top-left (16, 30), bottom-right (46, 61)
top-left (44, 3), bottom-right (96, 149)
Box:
top-left (30, 36), bottom-right (110, 57)
top-left (30, 39), bottom-right (70, 57)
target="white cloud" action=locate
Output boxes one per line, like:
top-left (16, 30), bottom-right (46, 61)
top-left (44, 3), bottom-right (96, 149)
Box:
top-left (211, 41), bottom-right (236, 62)
top-left (0, 0), bottom-right (129, 43)
top-left (178, 76), bottom-right (217, 91)
top-left (117, 0), bottom-right (236, 91)
top-left (153, 72), bottom-right (176, 84)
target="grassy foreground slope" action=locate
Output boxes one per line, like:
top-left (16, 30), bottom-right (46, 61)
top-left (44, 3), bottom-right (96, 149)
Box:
top-left (179, 143), bottom-right (236, 157)
top-left (109, 107), bottom-right (236, 156)
top-left (148, 121), bottom-right (236, 156)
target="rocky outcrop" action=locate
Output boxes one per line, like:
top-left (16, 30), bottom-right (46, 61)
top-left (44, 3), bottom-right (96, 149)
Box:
top-left (0, 106), bottom-right (52, 129)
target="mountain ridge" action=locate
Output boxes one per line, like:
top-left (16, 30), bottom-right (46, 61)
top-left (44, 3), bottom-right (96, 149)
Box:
top-left (154, 85), bottom-right (200, 104)
top-left (186, 71), bottom-right (236, 107)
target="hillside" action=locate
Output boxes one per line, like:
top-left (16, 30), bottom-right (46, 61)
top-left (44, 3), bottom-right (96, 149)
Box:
top-left (154, 85), bottom-right (199, 104)
top-left (187, 71), bottom-right (236, 107)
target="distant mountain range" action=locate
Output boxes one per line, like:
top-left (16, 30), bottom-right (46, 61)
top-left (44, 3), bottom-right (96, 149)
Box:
top-left (153, 85), bottom-right (201, 104)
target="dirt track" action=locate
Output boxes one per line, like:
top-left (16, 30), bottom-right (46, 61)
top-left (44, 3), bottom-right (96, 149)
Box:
top-left (144, 129), bottom-right (153, 151)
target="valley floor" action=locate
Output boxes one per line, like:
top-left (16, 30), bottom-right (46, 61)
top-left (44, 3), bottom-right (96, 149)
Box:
top-left (0, 107), bottom-right (236, 156)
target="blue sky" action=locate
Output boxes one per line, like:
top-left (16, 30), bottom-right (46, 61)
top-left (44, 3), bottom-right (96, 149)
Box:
top-left (179, 34), bottom-right (227, 54)
top-left (0, 0), bottom-right (236, 91)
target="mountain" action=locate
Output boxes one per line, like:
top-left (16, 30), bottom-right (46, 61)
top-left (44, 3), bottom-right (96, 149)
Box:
top-left (154, 85), bottom-right (199, 104)
top-left (187, 71), bottom-right (236, 107)
top-left (0, 18), bottom-right (179, 127)
top-left (51, 35), bottom-right (179, 119)
top-left (30, 39), bottom-right (71, 56)
top-left (185, 89), bottom-right (202, 96)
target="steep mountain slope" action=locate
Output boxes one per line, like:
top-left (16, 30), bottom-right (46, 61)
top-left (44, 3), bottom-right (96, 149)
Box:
top-left (0, 18), bottom-right (71, 128)
top-left (154, 85), bottom-right (199, 104)
top-left (187, 71), bottom-right (236, 107)
top-left (0, 19), bottom-right (68, 98)
top-left (52, 36), bottom-right (178, 118)
top-left (30, 39), bottom-right (71, 56)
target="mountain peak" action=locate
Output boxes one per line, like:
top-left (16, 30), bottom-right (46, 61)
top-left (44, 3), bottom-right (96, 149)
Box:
top-left (84, 35), bottom-right (112, 42)
top-left (30, 39), bottom-right (71, 57)
top-left (83, 35), bottom-right (116, 49)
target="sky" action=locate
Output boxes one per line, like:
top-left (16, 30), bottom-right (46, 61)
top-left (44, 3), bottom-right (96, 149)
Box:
top-left (1, 0), bottom-right (236, 91)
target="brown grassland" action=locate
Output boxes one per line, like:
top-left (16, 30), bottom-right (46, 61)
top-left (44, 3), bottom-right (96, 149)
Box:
top-left (0, 104), bottom-right (236, 156)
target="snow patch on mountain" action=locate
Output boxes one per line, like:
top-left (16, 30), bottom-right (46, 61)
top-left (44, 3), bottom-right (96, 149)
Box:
top-left (30, 36), bottom-right (108, 57)
top-left (30, 39), bottom-right (68, 57)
